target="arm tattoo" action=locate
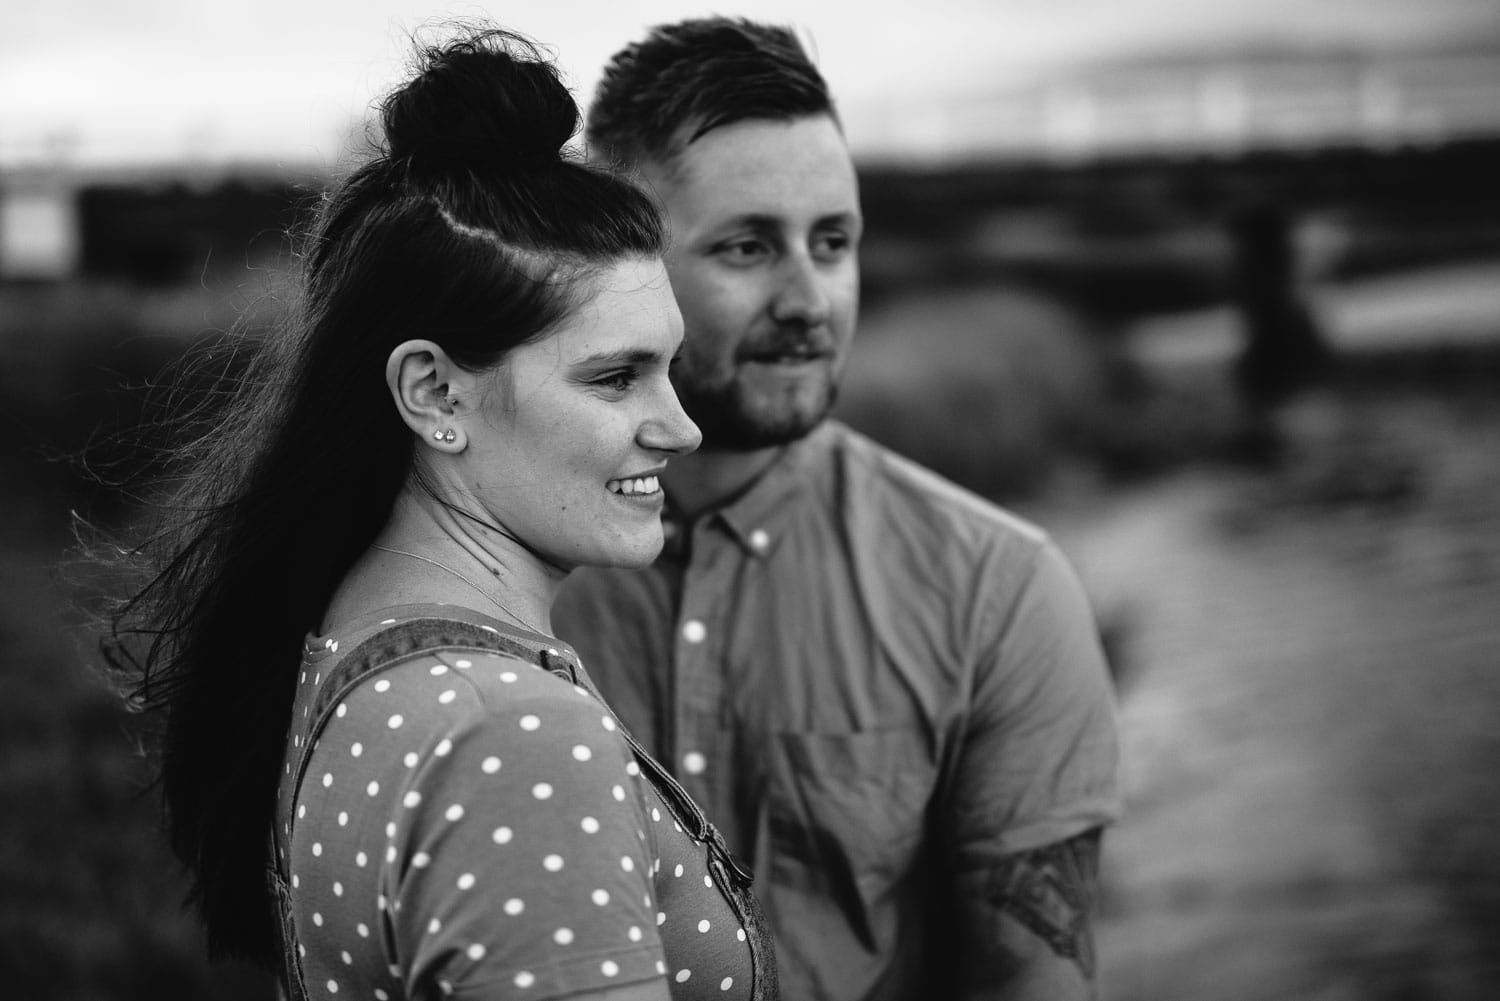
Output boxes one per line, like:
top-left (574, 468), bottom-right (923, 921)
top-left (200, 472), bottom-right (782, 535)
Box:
top-left (987, 828), bottom-right (1103, 977)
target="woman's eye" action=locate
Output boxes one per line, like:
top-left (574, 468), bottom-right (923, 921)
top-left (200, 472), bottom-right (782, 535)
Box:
top-left (594, 371), bottom-right (637, 393)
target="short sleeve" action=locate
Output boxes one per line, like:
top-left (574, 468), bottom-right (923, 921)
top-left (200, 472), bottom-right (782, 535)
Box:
top-left (379, 665), bottom-right (666, 999)
top-left (950, 537), bottom-right (1122, 862)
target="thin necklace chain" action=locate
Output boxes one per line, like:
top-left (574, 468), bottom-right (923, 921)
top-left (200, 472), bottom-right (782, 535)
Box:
top-left (371, 544), bottom-right (542, 634)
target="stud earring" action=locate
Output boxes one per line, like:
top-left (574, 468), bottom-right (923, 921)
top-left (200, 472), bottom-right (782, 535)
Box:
top-left (432, 429), bottom-right (457, 443)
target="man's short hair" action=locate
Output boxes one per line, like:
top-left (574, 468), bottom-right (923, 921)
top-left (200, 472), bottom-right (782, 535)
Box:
top-left (586, 17), bottom-right (838, 170)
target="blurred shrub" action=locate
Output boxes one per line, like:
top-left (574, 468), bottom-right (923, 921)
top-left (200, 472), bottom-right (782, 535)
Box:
top-left (835, 285), bottom-right (1111, 500)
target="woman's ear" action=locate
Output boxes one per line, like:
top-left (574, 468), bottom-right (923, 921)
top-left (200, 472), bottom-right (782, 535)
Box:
top-left (386, 340), bottom-right (469, 453)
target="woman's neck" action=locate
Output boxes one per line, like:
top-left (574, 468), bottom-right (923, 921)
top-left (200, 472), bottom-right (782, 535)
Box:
top-left (324, 489), bottom-right (563, 637)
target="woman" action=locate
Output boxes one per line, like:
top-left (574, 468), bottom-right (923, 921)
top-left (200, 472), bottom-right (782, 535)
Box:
top-left (105, 26), bottom-right (775, 1001)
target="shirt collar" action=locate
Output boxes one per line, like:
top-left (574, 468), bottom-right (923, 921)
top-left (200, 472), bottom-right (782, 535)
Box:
top-left (664, 422), bottom-right (835, 559)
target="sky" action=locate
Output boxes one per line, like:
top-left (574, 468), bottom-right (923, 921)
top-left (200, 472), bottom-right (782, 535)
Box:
top-left (3, 0), bottom-right (1497, 167)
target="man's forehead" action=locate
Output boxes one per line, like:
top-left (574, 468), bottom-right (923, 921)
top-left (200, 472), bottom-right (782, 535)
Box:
top-left (648, 115), bottom-right (859, 220)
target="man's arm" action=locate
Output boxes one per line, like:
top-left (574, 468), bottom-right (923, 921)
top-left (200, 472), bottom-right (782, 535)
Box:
top-left (947, 539), bottom-right (1121, 1000)
top-left (973, 829), bottom-right (1104, 997)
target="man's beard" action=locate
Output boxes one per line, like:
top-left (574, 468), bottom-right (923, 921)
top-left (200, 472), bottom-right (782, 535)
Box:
top-left (674, 374), bottom-right (839, 452)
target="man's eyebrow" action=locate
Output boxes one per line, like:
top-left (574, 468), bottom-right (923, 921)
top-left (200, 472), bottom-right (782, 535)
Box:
top-left (722, 211), bottom-right (860, 230)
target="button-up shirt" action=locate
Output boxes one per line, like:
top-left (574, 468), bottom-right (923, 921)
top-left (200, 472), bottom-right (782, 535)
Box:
top-left (554, 421), bottom-right (1121, 1001)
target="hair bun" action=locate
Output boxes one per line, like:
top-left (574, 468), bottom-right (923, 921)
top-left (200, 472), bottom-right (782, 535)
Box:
top-left (382, 27), bottom-right (580, 170)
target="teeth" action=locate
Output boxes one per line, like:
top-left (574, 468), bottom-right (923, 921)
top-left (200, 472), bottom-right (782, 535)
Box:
top-left (609, 475), bottom-right (660, 496)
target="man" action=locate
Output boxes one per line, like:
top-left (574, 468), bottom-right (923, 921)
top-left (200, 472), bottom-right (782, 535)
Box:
top-left (555, 17), bottom-right (1122, 1000)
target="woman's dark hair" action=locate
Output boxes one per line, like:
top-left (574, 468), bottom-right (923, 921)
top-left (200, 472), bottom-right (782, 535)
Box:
top-left (104, 24), bottom-right (664, 968)
top-left (586, 16), bottom-right (838, 169)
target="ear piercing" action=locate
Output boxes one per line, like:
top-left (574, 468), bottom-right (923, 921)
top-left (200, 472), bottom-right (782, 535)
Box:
top-left (432, 429), bottom-right (457, 443)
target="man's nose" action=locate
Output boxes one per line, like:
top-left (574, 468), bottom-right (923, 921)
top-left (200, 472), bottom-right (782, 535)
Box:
top-left (770, 252), bottom-right (832, 327)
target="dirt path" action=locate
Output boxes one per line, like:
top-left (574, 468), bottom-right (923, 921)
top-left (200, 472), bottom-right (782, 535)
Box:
top-left (1036, 392), bottom-right (1500, 1000)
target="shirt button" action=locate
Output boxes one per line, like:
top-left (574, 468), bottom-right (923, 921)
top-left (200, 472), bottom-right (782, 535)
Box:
top-left (748, 529), bottom-right (770, 552)
top-left (682, 751), bottom-right (707, 775)
top-left (682, 619), bottom-right (707, 644)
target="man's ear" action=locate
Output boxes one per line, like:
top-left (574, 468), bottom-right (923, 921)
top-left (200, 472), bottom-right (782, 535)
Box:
top-left (386, 339), bottom-right (468, 452)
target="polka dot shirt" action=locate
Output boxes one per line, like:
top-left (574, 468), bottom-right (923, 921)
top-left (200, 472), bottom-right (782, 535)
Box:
top-left (278, 609), bottom-right (757, 1000)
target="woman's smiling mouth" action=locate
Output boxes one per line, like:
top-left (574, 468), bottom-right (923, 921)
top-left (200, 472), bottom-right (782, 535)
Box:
top-left (606, 474), bottom-right (661, 496)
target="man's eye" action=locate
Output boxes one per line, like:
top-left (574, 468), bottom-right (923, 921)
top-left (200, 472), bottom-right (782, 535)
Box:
top-left (719, 239), bottom-right (768, 260)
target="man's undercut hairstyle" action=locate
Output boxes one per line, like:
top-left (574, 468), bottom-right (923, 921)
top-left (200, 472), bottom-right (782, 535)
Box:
top-left (586, 16), bottom-right (838, 169)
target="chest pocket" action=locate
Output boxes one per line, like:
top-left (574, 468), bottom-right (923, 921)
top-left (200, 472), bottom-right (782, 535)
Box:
top-left (764, 727), bottom-right (937, 896)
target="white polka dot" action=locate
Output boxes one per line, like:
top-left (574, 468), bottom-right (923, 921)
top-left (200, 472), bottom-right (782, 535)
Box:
top-left (340, 950), bottom-right (352, 965)
top-left (500, 671), bottom-right (518, 683)
top-left (482, 756), bottom-right (501, 773)
top-left (413, 852), bottom-right (431, 868)
top-left (326, 979), bottom-right (338, 994)
top-left (403, 752), bottom-right (419, 768)
top-left (380, 617), bottom-right (397, 625)
top-left (675, 969), bottom-right (692, 984)
top-left (312, 842), bottom-right (323, 857)
top-left (519, 714), bottom-right (540, 731)
top-left (612, 785), bottom-right (626, 801)
top-left (574, 686), bottom-right (588, 697)
top-left (591, 889), bottom-right (609, 906)
top-left (337, 811), bottom-right (348, 827)
top-left (291, 874), bottom-right (299, 888)
top-left (430, 664), bottom-right (448, 676)
top-left (705, 874), bottom-right (713, 888)
top-left (457, 872), bottom-right (476, 890)
top-left (374, 991), bottom-right (388, 1001)
top-left (543, 854), bottom-right (564, 872)
top-left (698, 919), bottom-right (711, 933)
top-left (350, 742), bottom-right (362, 757)
top-left (374, 680), bottom-right (391, 693)
top-left (504, 897), bottom-right (525, 915)
top-left (737, 928), bottom-right (746, 942)
top-left (721, 977), bottom-right (735, 991)
top-left (621, 856), bottom-right (635, 872)
top-left (321, 773), bottom-right (333, 788)
top-left (533, 783), bottom-right (553, 800)
top-left (656, 912), bottom-right (666, 926)
top-left (554, 927), bottom-right (574, 945)
top-left (386, 845), bottom-right (397, 863)
top-left (572, 744), bottom-right (592, 761)
top-left (356, 923), bottom-right (369, 938)
top-left (387, 714), bottom-right (403, 729)
top-left (377, 894), bottom-right (387, 911)
top-left (656, 960), bottom-right (666, 975)
top-left (651, 808), bottom-right (661, 822)
top-left (438, 690), bottom-right (456, 704)
top-left (297, 805), bottom-right (306, 819)
top-left (355, 850), bottom-right (367, 867)
top-left (682, 751), bottom-right (707, 774)
top-left (312, 912), bottom-right (323, 927)
top-left (434, 738), bottom-right (452, 757)
top-left (628, 925), bottom-right (642, 942)
top-left (445, 804), bottom-right (465, 822)
top-left (403, 791), bottom-right (422, 808)
top-left (493, 826), bottom-right (513, 844)
top-left (427, 917), bottom-right (441, 934)
top-left (514, 971), bottom-right (534, 988)
top-left (626, 761), bottom-right (640, 776)
top-left (673, 864), bottom-right (684, 878)
top-left (332, 882), bottom-right (343, 897)
top-left (601, 960), bottom-right (620, 977)
top-left (385, 822), bottom-right (397, 838)
top-left (601, 716), bottom-right (616, 732)
top-left (467, 943), bottom-right (486, 960)
top-left (682, 619), bottom-right (707, 643)
top-left (580, 816), bottom-right (600, 834)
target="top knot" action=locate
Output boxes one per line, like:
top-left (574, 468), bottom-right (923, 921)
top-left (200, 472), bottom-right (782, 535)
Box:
top-left (381, 27), bottom-right (580, 171)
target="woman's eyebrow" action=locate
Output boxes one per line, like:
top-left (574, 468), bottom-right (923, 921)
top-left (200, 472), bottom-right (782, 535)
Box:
top-left (572, 347), bottom-right (665, 367)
